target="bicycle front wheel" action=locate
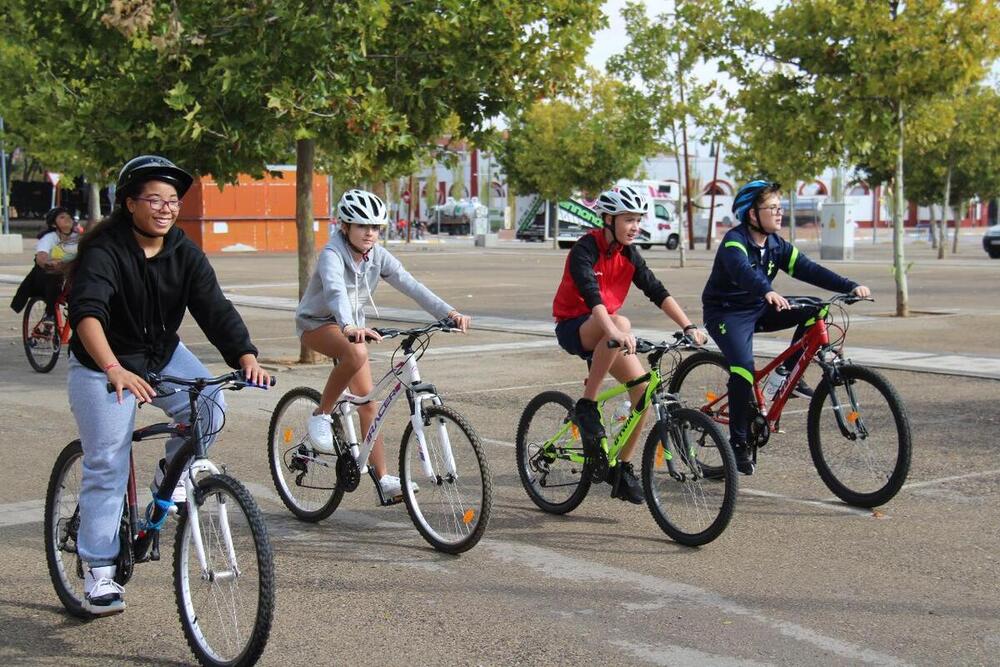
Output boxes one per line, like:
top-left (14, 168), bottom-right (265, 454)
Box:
top-left (668, 351), bottom-right (731, 419)
top-left (267, 386), bottom-right (344, 522)
top-left (808, 365), bottom-right (912, 507)
top-left (44, 440), bottom-right (91, 618)
top-left (175, 474), bottom-right (275, 667)
top-left (642, 408), bottom-right (738, 546)
top-left (23, 297), bottom-right (60, 373)
top-left (400, 404), bottom-right (493, 554)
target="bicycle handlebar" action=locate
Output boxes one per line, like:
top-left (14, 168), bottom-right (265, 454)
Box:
top-left (607, 331), bottom-right (698, 354)
top-left (371, 318), bottom-right (461, 341)
top-left (106, 370), bottom-right (276, 395)
top-left (786, 294), bottom-right (874, 309)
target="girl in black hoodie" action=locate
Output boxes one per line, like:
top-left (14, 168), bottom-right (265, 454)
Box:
top-left (67, 155), bottom-right (270, 616)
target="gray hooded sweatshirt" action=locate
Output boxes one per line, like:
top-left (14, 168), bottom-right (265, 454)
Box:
top-left (295, 230), bottom-right (453, 337)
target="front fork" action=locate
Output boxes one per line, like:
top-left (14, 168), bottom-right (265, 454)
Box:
top-left (653, 401), bottom-right (687, 480)
top-left (409, 393), bottom-right (456, 480)
top-left (182, 460), bottom-right (240, 581)
top-left (817, 354), bottom-right (867, 440)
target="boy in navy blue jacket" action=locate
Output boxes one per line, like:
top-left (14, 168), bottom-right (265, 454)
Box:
top-left (703, 180), bottom-right (870, 474)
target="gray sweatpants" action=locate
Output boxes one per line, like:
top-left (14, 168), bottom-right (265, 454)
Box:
top-left (68, 343), bottom-right (226, 567)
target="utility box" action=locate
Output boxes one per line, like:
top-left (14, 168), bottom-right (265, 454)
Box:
top-left (820, 202), bottom-right (855, 260)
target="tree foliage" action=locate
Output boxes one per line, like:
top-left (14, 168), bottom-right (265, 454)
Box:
top-left (498, 70), bottom-right (654, 201)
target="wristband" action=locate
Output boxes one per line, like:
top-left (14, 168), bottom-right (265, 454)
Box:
top-left (683, 324), bottom-right (698, 332)
top-left (103, 362), bottom-right (120, 373)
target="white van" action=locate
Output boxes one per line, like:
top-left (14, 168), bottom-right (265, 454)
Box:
top-left (636, 197), bottom-right (681, 250)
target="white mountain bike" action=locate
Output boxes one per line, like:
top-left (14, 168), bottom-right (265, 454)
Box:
top-left (267, 320), bottom-right (492, 554)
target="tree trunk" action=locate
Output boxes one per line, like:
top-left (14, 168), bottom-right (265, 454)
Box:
top-left (892, 104), bottom-right (909, 317)
top-left (88, 181), bottom-right (102, 228)
top-left (951, 198), bottom-right (962, 254)
top-left (296, 138), bottom-right (318, 364)
top-left (671, 135), bottom-right (687, 267)
top-left (789, 186), bottom-right (797, 244)
top-left (939, 166), bottom-right (951, 260)
top-left (929, 204), bottom-right (937, 250)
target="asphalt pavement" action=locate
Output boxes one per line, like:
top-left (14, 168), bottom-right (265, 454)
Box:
top-left (0, 234), bottom-right (998, 666)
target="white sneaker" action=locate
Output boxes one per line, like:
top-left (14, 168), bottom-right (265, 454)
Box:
top-left (307, 413), bottom-right (335, 453)
top-left (150, 458), bottom-right (187, 504)
top-left (83, 565), bottom-right (126, 616)
top-left (378, 474), bottom-right (419, 499)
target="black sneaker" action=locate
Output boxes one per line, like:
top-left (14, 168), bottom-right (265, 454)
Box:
top-left (790, 378), bottom-right (814, 399)
top-left (573, 398), bottom-right (605, 458)
top-left (732, 443), bottom-right (756, 476)
top-left (609, 461), bottom-right (644, 504)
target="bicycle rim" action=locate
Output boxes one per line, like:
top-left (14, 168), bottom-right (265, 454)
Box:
top-left (267, 387), bottom-right (343, 521)
top-left (808, 365), bottom-right (911, 507)
top-left (401, 404), bottom-right (492, 554)
top-left (642, 409), bottom-right (737, 546)
top-left (44, 440), bottom-right (91, 618)
top-left (515, 391), bottom-right (592, 514)
top-left (175, 474), bottom-right (274, 667)
top-left (23, 297), bottom-right (60, 373)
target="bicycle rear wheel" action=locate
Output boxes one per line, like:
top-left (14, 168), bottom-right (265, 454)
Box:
top-left (44, 440), bottom-right (91, 618)
top-left (23, 297), bottom-right (60, 373)
top-left (808, 365), bottom-right (912, 507)
top-left (400, 404), bottom-right (493, 554)
top-left (515, 391), bottom-right (593, 514)
top-left (642, 408), bottom-right (738, 546)
top-left (175, 474), bottom-right (274, 667)
top-left (267, 386), bottom-right (344, 521)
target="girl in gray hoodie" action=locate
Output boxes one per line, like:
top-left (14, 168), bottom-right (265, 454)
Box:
top-left (295, 189), bottom-right (471, 498)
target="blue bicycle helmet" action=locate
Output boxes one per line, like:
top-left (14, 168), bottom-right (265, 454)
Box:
top-left (732, 179), bottom-right (781, 226)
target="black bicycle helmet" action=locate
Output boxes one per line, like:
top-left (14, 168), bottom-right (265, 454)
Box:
top-left (44, 206), bottom-right (73, 231)
top-left (115, 155), bottom-right (193, 203)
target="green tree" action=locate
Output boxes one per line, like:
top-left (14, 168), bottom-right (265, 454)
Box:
top-left (709, 0), bottom-right (1000, 316)
top-left (3, 0), bottom-right (603, 361)
top-left (609, 0), bottom-right (732, 261)
top-left (499, 70), bottom-right (653, 204)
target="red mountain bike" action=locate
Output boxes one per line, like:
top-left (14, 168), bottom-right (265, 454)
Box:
top-left (669, 294), bottom-right (911, 508)
top-left (22, 290), bottom-right (71, 373)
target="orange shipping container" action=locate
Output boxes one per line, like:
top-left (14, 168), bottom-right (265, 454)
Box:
top-left (176, 167), bottom-right (333, 253)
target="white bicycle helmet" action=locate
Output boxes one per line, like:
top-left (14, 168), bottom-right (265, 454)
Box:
top-left (592, 185), bottom-right (649, 216)
top-left (337, 189), bottom-right (389, 226)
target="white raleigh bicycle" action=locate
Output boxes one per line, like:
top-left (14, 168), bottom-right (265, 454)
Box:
top-left (267, 319), bottom-right (493, 554)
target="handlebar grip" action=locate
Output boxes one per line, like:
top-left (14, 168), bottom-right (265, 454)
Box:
top-left (106, 382), bottom-right (115, 394)
top-left (607, 340), bottom-right (621, 348)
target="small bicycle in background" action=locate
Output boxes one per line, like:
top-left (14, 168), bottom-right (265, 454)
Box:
top-left (45, 371), bottom-right (276, 667)
top-left (516, 332), bottom-right (738, 547)
top-left (669, 294), bottom-right (912, 508)
top-left (22, 291), bottom-right (71, 373)
top-left (267, 319), bottom-right (493, 554)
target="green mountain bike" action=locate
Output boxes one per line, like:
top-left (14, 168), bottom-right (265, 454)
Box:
top-left (516, 334), bottom-right (738, 546)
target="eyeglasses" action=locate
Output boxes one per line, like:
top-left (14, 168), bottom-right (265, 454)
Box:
top-left (758, 205), bottom-right (784, 215)
top-left (134, 196), bottom-right (182, 211)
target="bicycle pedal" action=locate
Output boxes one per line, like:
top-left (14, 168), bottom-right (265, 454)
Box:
top-left (380, 495), bottom-right (405, 507)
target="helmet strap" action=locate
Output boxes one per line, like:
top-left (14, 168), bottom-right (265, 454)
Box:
top-left (342, 226), bottom-right (371, 261)
top-left (747, 208), bottom-right (767, 236)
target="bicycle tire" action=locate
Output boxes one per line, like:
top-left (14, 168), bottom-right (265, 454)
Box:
top-left (641, 408), bottom-right (738, 546)
top-left (808, 364), bottom-right (912, 507)
top-left (667, 350), bottom-right (731, 419)
top-left (515, 391), bottom-right (593, 514)
top-left (174, 474), bottom-right (275, 667)
top-left (44, 440), bottom-right (93, 618)
top-left (23, 297), bottom-right (60, 373)
top-left (400, 404), bottom-right (493, 554)
top-left (267, 386), bottom-right (344, 522)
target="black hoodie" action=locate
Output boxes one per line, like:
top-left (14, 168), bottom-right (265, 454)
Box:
top-left (69, 221), bottom-right (257, 376)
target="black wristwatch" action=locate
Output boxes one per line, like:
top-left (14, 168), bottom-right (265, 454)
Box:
top-left (683, 324), bottom-right (699, 333)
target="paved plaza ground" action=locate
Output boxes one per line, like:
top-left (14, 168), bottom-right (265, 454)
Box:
top-left (0, 232), bottom-right (997, 666)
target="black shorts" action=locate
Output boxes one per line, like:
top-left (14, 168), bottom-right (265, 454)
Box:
top-left (555, 314), bottom-right (593, 361)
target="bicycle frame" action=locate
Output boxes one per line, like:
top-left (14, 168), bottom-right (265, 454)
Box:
top-left (333, 345), bottom-right (453, 483)
top-left (698, 302), bottom-right (865, 437)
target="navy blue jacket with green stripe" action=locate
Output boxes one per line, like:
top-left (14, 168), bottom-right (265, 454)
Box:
top-left (702, 224), bottom-right (857, 311)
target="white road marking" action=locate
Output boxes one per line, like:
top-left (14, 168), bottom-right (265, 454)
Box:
top-left (901, 468), bottom-right (1000, 490)
top-left (0, 499), bottom-right (44, 528)
top-left (740, 487), bottom-right (880, 518)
